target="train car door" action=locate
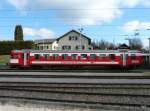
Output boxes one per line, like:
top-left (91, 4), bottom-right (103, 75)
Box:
top-left (23, 53), bottom-right (29, 66)
top-left (121, 53), bottom-right (128, 67)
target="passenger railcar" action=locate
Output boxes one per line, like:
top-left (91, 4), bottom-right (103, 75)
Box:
top-left (8, 50), bottom-right (143, 68)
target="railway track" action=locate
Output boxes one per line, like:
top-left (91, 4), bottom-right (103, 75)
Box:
top-left (0, 74), bottom-right (149, 79)
top-left (0, 72), bottom-right (149, 110)
top-left (0, 70), bottom-right (145, 74)
top-left (0, 66), bottom-right (147, 73)
top-left (0, 84), bottom-right (149, 110)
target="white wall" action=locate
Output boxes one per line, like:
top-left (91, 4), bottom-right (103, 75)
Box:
top-left (57, 32), bottom-right (91, 50)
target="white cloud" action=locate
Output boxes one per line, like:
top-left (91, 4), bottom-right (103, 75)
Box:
top-left (119, 0), bottom-right (141, 7)
top-left (122, 20), bottom-right (150, 32)
top-left (23, 27), bottom-right (55, 39)
top-left (122, 20), bottom-right (141, 32)
top-left (7, 0), bottom-right (121, 25)
top-left (119, 0), bottom-right (150, 7)
top-left (142, 39), bottom-right (149, 48)
top-left (7, 0), bottom-right (150, 25)
top-left (7, 0), bottom-right (28, 10)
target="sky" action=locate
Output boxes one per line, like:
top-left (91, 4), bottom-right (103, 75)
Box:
top-left (1, 0), bottom-right (150, 47)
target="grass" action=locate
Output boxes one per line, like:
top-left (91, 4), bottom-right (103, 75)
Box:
top-left (0, 55), bottom-right (10, 65)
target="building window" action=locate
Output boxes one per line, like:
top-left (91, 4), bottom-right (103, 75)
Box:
top-left (69, 36), bottom-right (78, 41)
top-left (43, 46), bottom-right (49, 50)
top-left (39, 46), bottom-right (43, 50)
top-left (75, 46), bottom-right (79, 50)
top-left (62, 46), bottom-right (71, 50)
top-left (38, 46), bottom-right (39, 50)
top-left (82, 45), bottom-right (85, 50)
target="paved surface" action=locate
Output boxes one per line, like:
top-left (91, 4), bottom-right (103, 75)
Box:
top-left (0, 72), bottom-right (148, 84)
top-left (0, 72), bottom-right (146, 76)
top-left (0, 77), bottom-right (149, 84)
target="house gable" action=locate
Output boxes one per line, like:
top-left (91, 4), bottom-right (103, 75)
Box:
top-left (57, 30), bottom-right (91, 44)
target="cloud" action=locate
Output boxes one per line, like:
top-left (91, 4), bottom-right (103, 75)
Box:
top-left (119, 0), bottom-right (150, 7)
top-left (142, 39), bottom-right (149, 47)
top-left (23, 27), bottom-right (55, 39)
top-left (7, 0), bottom-right (150, 25)
top-left (119, 0), bottom-right (141, 7)
top-left (122, 20), bottom-right (150, 32)
top-left (7, 0), bottom-right (28, 10)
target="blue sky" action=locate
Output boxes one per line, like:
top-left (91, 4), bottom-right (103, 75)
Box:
top-left (1, 0), bottom-right (150, 47)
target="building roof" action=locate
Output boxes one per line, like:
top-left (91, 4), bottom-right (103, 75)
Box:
top-left (34, 39), bottom-right (56, 44)
top-left (118, 44), bottom-right (130, 49)
top-left (56, 30), bottom-right (91, 44)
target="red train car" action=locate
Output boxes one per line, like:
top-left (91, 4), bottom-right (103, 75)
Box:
top-left (8, 50), bottom-right (143, 68)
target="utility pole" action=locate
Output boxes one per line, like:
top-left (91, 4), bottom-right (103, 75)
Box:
top-left (78, 28), bottom-right (84, 50)
top-left (125, 38), bottom-right (131, 47)
top-left (148, 38), bottom-right (150, 65)
top-left (43, 39), bottom-right (45, 50)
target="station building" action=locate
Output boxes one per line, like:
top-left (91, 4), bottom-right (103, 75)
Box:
top-left (35, 30), bottom-right (93, 50)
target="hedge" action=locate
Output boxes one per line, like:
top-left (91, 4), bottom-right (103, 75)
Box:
top-left (0, 41), bottom-right (34, 55)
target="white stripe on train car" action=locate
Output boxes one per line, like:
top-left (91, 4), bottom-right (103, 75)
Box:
top-left (93, 62), bottom-right (119, 65)
top-left (32, 61), bottom-right (62, 64)
top-left (31, 61), bottom-right (119, 65)
top-left (10, 59), bottom-right (19, 64)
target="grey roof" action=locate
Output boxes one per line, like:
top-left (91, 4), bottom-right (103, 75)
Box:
top-left (34, 39), bottom-right (56, 44)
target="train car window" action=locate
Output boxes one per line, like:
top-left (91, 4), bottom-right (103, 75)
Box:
top-left (44, 54), bottom-right (50, 60)
top-left (11, 54), bottom-right (17, 59)
top-left (71, 54), bottom-right (78, 60)
top-left (131, 54), bottom-right (136, 60)
top-left (125, 54), bottom-right (128, 60)
top-left (12, 54), bottom-right (20, 59)
top-left (109, 54), bottom-right (115, 60)
top-left (99, 54), bottom-right (107, 59)
top-left (81, 54), bottom-right (87, 60)
top-left (11, 54), bottom-right (13, 59)
top-left (62, 54), bottom-right (68, 60)
top-left (22, 54), bottom-right (24, 59)
top-left (90, 54), bottom-right (96, 60)
top-left (53, 54), bottom-right (59, 60)
top-left (35, 54), bottom-right (40, 60)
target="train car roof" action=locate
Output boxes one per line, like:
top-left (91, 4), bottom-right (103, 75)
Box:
top-left (12, 49), bottom-right (142, 53)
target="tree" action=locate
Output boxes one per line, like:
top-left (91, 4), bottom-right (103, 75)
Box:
top-left (0, 41), bottom-right (34, 55)
top-left (92, 39), bottom-right (116, 50)
top-left (14, 25), bottom-right (24, 41)
top-left (129, 38), bottom-right (143, 50)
